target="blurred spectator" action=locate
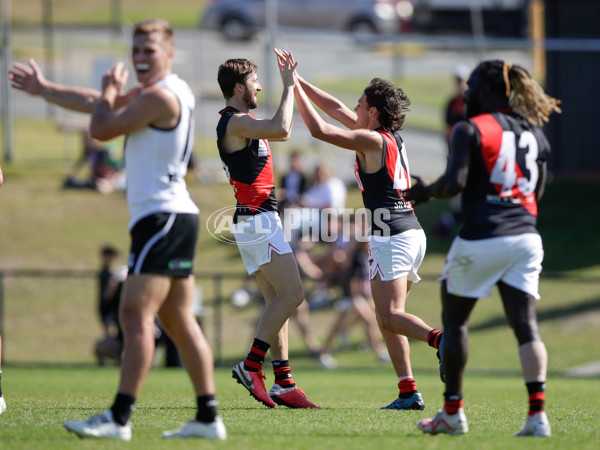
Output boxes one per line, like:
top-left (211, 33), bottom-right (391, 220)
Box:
top-left (279, 150), bottom-right (307, 211)
top-left (444, 64), bottom-right (469, 147)
top-left (320, 236), bottom-right (389, 365)
top-left (94, 245), bottom-right (180, 367)
top-left (300, 216), bottom-right (349, 306)
top-left (278, 151), bottom-right (308, 246)
top-left (435, 64), bottom-right (469, 238)
top-left (301, 161), bottom-right (346, 212)
top-left (95, 246), bottom-right (126, 365)
top-left (63, 130), bottom-right (125, 194)
top-left (295, 161), bottom-right (347, 246)
top-left (292, 162), bottom-right (348, 368)
top-left (299, 215), bottom-right (388, 366)
top-left (187, 152), bottom-right (212, 184)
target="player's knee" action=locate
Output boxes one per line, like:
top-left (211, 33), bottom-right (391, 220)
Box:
top-left (118, 307), bottom-right (137, 329)
top-left (511, 319), bottom-right (539, 345)
top-left (281, 285), bottom-right (304, 308)
top-left (120, 311), bottom-right (153, 336)
top-left (378, 311), bottom-right (395, 332)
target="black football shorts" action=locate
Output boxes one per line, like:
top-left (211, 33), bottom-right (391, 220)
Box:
top-left (128, 212), bottom-right (198, 278)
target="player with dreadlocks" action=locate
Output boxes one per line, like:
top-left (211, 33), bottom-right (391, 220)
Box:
top-left (407, 60), bottom-right (561, 436)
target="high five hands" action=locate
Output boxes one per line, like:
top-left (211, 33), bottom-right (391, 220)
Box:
top-left (274, 48), bottom-right (299, 85)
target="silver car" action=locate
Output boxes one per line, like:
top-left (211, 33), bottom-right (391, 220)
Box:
top-left (201, 0), bottom-right (411, 41)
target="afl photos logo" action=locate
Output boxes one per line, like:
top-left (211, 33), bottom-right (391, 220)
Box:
top-left (206, 206), bottom-right (279, 245)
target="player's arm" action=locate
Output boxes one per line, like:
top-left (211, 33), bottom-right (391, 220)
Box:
top-left (90, 63), bottom-right (177, 141)
top-left (535, 160), bottom-right (547, 202)
top-left (227, 53), bottom-right (297, 142)
top-left (9, 58), bottom-right (100, 112)
top-left (406, 120), bottom-right (473, 204)
top-left (9, 58), bottom-right (141, 113)
top-left (296, 75), bottom-right (358, 130)
top-left (225, 84), bottom-right (294, 141)
top-left (268, 51), bottom-right (299, 141)
top-left (295, 81), bottom-right (379, 155)
top-left (275, 49), bottom-right (357, 129)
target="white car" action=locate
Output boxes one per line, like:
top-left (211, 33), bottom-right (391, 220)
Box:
top-left (201, 0), bottom-right (413, 41)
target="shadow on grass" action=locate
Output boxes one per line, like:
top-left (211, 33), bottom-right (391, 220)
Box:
top-left (470, 295), bottom-right (600, 333)
top-left (414, 179), bottom-right (600, 273)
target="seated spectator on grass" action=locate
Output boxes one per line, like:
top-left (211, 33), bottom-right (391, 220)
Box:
top-left (63, 130), bottom-right (125, 194)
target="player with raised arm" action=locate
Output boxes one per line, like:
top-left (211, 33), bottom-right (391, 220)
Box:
top-left (283, 50), bottom-right (444, 410)
top-left (216, 52), bottom-right (319, 409)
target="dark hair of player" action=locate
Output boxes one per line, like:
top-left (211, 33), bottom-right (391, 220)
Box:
top-left (364, 78), bottom-right (411, 131)
top-left (217, 59), bottom-right (258, 100)
top-left (477, 60), bottom-right (561, 126)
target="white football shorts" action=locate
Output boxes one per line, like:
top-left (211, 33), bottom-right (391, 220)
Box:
top-left (233, 211), bottom-right (293, 275)
top-left (440, 233), bottom-right (544, 299)
top-left (368, 228), bottom-right (426, 282)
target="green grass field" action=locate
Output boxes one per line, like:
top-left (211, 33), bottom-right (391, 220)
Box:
top-left (10, 0), bottom-right (210, 28)
top-left (1, 122), bottom-right (599, 446)
top-left (1, 365), bottom-right (599, 449)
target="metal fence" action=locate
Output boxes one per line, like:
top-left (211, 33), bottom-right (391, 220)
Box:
top-left (1, 268), bottom-right (598, 378)
top-left (0, 269), bottom-right (246, 367)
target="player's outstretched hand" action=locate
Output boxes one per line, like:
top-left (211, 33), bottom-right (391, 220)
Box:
top-left (274, 48), bottom-right (298, 87)
top-left (8, 58), bottom-right (47, 96)
top-left (405, 175), bottom-right (432, 206)
top-left (275, 48), bottom-right (296, 66)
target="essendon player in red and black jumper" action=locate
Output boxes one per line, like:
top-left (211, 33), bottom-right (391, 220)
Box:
top-left (216, 54), bottom-right (320, 410)
top-left (460, 110), bottom-right (550, 240)
top-left (289, 52), bottom-right (444, 412)
top-left (410, 60), bottom-right (561, 437)
top-left (354, 127), bottom-right (421, 237)
top-left (217, 106), bottom-right (277, 222)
